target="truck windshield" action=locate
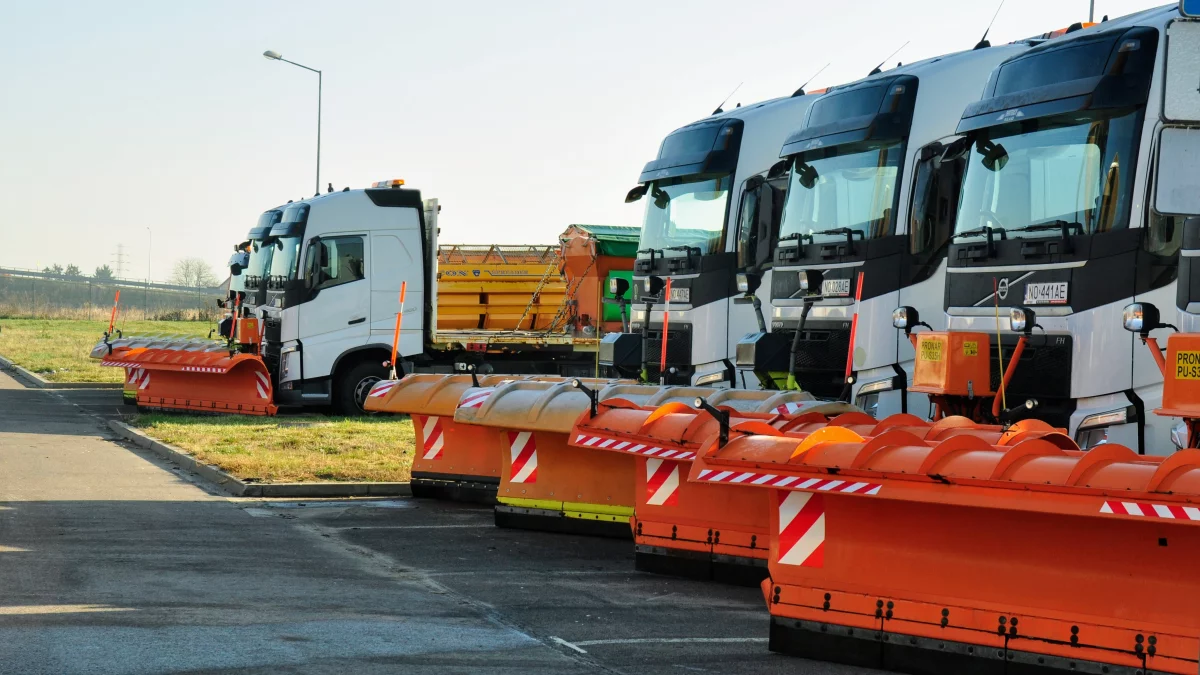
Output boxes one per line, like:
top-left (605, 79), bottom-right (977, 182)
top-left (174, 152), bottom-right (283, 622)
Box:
top-left (269, 236), bottom-right (302, 282)
top-left (954, 110), bottom-right (1141, 240)
top-left (637, 174), bottom-right (732, 257)
top-left (244, 239), bottom-right (275, 289)
top-left (778, 141), bottom-right (903, 244)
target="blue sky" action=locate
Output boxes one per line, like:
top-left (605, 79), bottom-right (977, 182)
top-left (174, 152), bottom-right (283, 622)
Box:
top-left (0, 0), bottom-right (1165, 280)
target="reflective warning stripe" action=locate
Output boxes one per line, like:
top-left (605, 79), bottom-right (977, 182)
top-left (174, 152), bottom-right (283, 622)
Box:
top-left (369, 380), bottom-right (398, 398)
top-left (418, 415), bottom-right (445, 460)
top-left (572, 434), bottom-right (696, 461)
top-left (1100, 501), bottom-right (1200, 520)
top-left (778, 491), bottom-right (824, 567)
top-left (181, 366), bottom-right (228, 373)
top-left (645, 458), bottom-right (680, 507)
top-left (139, 371), bottom-right (152, 390)
top-left (254, 371), bottom-right (270, 400)
top-left (508, 431), bottom-right (538, 484)
top-left (774, 402), bottom-right (806, 415)
top-left (459, 389), bottom-right (494, 409)
top-left (696, 470), bottom-right (881, 495)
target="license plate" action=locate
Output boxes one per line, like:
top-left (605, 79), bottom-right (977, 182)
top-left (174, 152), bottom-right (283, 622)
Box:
top-left (1023, 282), bottom-right (1069, 305)
top-left (822, 279), bottom-right (851, 297)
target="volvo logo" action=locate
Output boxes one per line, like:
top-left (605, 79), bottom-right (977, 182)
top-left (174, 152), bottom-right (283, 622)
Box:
top-left (997, 277), bottom-right (1010, 300)
top-left (997, 109), bottom-right (1025, 123)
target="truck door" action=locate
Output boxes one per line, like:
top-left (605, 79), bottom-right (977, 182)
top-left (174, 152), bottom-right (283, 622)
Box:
top-left (297, 234), bottom-right (371, 380)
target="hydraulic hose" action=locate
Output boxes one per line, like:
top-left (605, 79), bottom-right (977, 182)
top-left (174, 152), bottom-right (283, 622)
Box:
top-left (786, 299), bottom-right (813, 391)
top-left (992, 335), bottom-right (1028, 419)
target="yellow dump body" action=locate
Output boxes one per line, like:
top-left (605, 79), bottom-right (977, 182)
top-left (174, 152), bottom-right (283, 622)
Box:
top-left (436, 245), bottom-right (567, 331)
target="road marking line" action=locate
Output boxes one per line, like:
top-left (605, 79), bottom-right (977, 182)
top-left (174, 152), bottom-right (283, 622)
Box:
top-left (550, 636), bottom-right (588, 654)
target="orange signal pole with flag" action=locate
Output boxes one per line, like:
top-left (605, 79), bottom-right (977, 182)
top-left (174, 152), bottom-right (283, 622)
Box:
top-left (389, 282), bottom-right (408, 379)
top-left (659, 278), bottom-right (672, 385)
top-left (843, 273), bottom-right (864, 398)
top-left (107, 291), bottom-right (121, 335)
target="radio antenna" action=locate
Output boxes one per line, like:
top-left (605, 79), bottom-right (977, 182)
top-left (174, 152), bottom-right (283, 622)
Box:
top-left (712, 82), bottom-right (743, 115)
top-left (869, 42), bottom-right (909, 76)
top-left (793, 63), bottom-right (830, 97)
top-left (976, 0), bottom-right (1007, 49)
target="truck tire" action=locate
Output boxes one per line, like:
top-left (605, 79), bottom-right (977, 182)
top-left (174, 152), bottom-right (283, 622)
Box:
top-left (333, 360), bottom-right (390, 416)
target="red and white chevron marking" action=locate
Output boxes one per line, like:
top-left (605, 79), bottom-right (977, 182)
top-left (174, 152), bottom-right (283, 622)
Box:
top-left (125, 368), bottom-right (151, 390)
top-left (774, 401), bottom-right (807, 415)
top-left (369, 380), bottom-right (398, 398)
top-left (645, 458), bottom-right (681, 507)
top-left (695, 470), bottom-right (881, 495)
top-left (777, 491), bottom-right (824, 567)
top-left (254, 371), bottom-right (271, 400)
top-left (182, 366), bottom-right (226, 373)
top-left (1101, 501), bottom-right (1200, 520)
top-left (508, 431), bottom-right (537, 483)
top-left (102, 360), bottom-right (127, 368)
top-left (415, 415), bottom-right (444, 460)
top-left (572, 434), bottom-right (697, 461)
top-left (459, 389), bottom-right (494, 409)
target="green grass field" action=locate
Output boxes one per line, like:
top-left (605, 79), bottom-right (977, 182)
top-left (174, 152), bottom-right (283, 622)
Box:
top-left (0, 318), bottom-right (212, 382)
top-left (131, 414), bottom-right (415, 483)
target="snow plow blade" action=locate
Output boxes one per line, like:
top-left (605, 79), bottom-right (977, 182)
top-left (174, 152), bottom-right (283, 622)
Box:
top-left (454, 380), bottom-right (660, 537)
top-left (93, 337), bottom-right (276, 415)
top-left (570, 393), bottom-right (850, 585)
top-left (363, 373), bottom-right (534, 503)
top-left (692, 430), bottom-right (1200, 675)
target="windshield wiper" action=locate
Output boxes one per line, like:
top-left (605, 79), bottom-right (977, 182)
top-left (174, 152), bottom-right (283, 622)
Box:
top-left (778, 233), bottom-right (805, 242)
top-left (664, 245), bottom-right (703, 271)
top-left (953, 226), bottom-right (1007, 259)
top-left (1010, 220), bottom-right (1084, 236)
top-left (637, 248), bottom-right (663, 267)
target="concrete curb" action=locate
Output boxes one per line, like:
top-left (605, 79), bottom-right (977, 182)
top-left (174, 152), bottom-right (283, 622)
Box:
top-left (106, 420), bottom-right (412, 498)
top-left (0, 354), bottom-right (124, 389)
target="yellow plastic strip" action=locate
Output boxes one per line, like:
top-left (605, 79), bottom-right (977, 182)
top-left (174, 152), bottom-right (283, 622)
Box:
top-left (497, 496), bottom-right (563, 511)
top-left (562, 502), bottom-right (634, 518)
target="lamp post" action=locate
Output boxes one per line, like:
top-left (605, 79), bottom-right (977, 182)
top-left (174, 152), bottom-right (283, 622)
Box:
top-left (263, 50), bottom-right (322, 195)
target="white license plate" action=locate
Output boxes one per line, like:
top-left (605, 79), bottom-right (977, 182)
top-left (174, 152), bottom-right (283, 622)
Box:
top-left (822, 279), bottom-right (851, 297)
top-left (1023, 282), bottom-right (1069, 305)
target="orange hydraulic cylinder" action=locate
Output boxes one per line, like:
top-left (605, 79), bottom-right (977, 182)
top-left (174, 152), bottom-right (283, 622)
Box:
top-left (692, 431), bottom-right (1200, 675)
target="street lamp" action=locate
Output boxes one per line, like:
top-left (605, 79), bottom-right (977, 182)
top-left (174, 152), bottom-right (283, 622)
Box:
top-left (263, 50), bottom-right (322, 196)
top-left (146, 226), bottom-right (151, 320)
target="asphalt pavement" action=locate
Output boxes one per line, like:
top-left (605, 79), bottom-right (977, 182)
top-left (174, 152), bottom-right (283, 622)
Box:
top-left (0, 372), bottom-right (882, 674)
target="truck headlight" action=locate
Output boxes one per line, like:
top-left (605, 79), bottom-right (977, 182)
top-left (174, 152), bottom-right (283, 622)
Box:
top-left (736, 273), bottom-right (750, 293)
top-left (798, 271), bottom-right (810, 292)
top-left (1075, 408), bottom-right (1132, 450)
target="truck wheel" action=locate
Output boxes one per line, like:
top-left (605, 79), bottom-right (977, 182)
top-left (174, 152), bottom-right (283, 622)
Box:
top-left (334, 360), bottom-right (389, 416)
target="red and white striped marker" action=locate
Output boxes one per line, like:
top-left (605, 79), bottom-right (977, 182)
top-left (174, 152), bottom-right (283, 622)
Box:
top-left (508, 431), bottom-right (538, 483)
top-left (645, 458), bottom-right (681, 506)
top-left (778, 491), bottom-right (824, 567)
top-left (696, 469), bottom-right (881, 495)
top-left (254, 371), bottom-right (270, 400)
top-left (125, 368), bottom-right (150, 390)
top-left (572, 434), bottom-right (697, 461)
top-left (369, 380), bottom-right (398, 398)
top-left (182, 366), bottom-right (227, 374)
top-left (459, 388), bottom-right (494, 409)
top-left (1101, 501), bottom-right (1200, 520)
top-left (415, 415), bottom-right (445, 460)
top-left (774, 401), bottom-right (807, 415)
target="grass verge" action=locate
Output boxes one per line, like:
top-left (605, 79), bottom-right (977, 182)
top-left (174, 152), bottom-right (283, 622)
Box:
top-left (0, 318), bottom-right (211, 382)
top-left (130, 413), bottom-right (415, 483)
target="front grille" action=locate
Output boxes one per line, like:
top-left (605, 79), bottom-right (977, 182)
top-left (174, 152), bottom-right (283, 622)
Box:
top-left (989, 336), bottom-right (1072, 400)
top-left (644, 324), bottom-right (693, 368)
top-left (777, 326), bottom-right (851, 374)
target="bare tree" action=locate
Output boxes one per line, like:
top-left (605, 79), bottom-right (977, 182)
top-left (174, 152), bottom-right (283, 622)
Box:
top-left (170, 258), bottom-right (219, 289)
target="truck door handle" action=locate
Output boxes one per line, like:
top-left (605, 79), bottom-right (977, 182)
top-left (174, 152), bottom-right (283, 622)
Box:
top-left (348, 317), bottom-right (366, 325)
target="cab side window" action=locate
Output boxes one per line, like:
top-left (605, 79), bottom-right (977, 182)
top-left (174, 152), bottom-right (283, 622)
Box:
top-left (310, 236), bottom-right (366, 290)
top-left (736, 177), bottom-right (787, 270)
top-left (908, 142), bottom-right (966, 285)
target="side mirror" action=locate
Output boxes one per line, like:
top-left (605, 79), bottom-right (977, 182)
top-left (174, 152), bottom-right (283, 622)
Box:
top-left (941, 137), bottom-right (970, 162)
top-left (318, 242), bottom-right (330, 267)
top-left (767, 158), bottom-right (791, 180)
top-left (625, 184), bottom-right (647, 203)
top-left (736, 272), bottom-right (761, 295)
top-left (1009, 306), bottom-right (1037, 335)
top-left (1122, 302), bottom-right (1162, 337)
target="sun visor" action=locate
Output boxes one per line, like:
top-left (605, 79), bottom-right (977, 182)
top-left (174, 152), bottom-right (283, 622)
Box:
top-left (958, 26), bottom-right (1158, 133)
top-left (638, 119), bottom-right (744, 184)
top-left (780, 75), bottom-right (917, 157)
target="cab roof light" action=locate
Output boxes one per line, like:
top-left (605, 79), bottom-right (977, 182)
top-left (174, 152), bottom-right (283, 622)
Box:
top-left (371, 179), bottom-right (406, 188)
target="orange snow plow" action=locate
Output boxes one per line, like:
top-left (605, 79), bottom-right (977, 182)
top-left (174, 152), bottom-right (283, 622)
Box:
top-left (692, 426), bottom-right (1200, 674)
top-left (93, 319), bottom-right (276, 415)
top-left (453, 379), bottom-right (689, 537)
top-left (568, 391), bottom-right (840, 583)
top-left (363, 373), bottom-right (536, 503)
